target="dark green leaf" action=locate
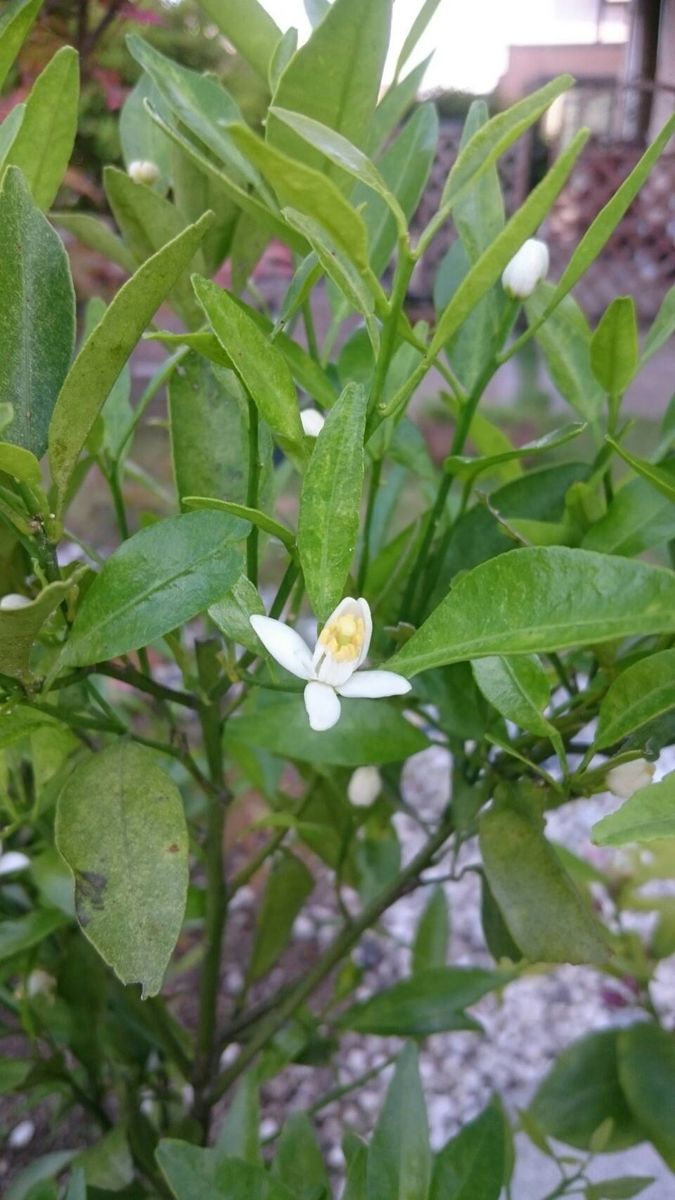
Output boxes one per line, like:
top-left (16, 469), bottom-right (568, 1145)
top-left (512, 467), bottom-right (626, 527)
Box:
top-left (582, 472), bottom-right (675, 557)
top-left (618, 1023), bottom-right (675, 1170)
top-left (0, 909), bottom-right (68, 963)
top-left (412, 886), bottom-right (450, 974)
top-left (55, 742), bottom-right (189, 998)
top-left (590, 298), bottom-right (638, 398)
top-left (297, 382), bottom-right (367, 619)
top-left (526, 285), bottom-right (603, 421)
top-left (430, 1102), bottom-right (505, 1200)
top-left (272, 1114), bottom-right (329, 1200)
top-left (367, 1044), bottom-right (431, 1200)
top-left (248, 853), bottom-right (314, 981)
top-left (0, 167), bottom-right (75, 457)
top-left (341, 967), bottom-right (510, 1036)
top-left (56, 510), bottom-right (246, 669)
top-left (156, 1140), bottom-right (294, 1200)
top-left (585, 1178), bottom-right (654, 1200)
top-left (215, 1074), bottom-right (261, 1166)
top-left (169, 353), bottom-right (250, 508)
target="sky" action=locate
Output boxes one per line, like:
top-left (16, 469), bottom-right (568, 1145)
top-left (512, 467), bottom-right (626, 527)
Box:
top-left (257, 0), bottom-right (630, 94)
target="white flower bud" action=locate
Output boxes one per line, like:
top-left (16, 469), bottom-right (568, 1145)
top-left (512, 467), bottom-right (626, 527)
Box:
top-left (348, 765), bottom-right (382, 807)
top-left (26, 969), bottom-right (56, 998)
top-left (606, 758), bottom-right (655, 800)
top-left (127, 159), bottom-right (160, 186)
top-left (300, 408), bottom-right (326, 438)
top-left (501, 238), bottom-right (549, 299)
top-left (0, 592), bottom-right (31, 610)
top-left (0, 850), bottom-right (31, 876)
top-left (9, 1119), bottom-right (35, 1149)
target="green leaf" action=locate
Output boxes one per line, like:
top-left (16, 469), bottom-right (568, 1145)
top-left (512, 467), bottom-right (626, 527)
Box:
top-left (55, 742), bottom-right (189, 998)
top-left (641, 284), bottom-right (675, 366)
top-left (267, 0), bottom-right (391, 184)
top-left (367, 56), bottom-right (431, 155)
top-left (472, 655), bottom-right (561, 753)
top-left (412, 885), bottom-right (450, 974)
top-left (226, 694), bottom-right (429, 767)
top-left (156, 1141), bottom-right (294, 1200)
top-left (430, 1102), bottom-right (505, 1200)
top-left (546, 116), bottom-right (675, 311)
top-left (185, 497), bottom-right (294, 550)
top-left (51, 211), bottom-right (137, 274)
top-left (272, 1113), bottom-right (329, 1200)
top-left (5, 1153), bottom-right (76, 1200)
top-left (341, 967), bottom-right (510, 1036)
top-left (368, 103), bottom-right (438, 277)
top-left (0, 442), bottom-right (43, 489)
top-left (209, 575), bottom-right (265, 655)
top-left (119, 75), bottom-right (172, 193)
top-left (0, 0), bottom-right (42, 91)
top-left (297, 382), bottom-right (367, 620)
top-left (388, 547), bottom-right (675, 679)
top-left (526, 284), bottom-right (603, 421)
top-left (480, 874), bottom-right (521, 963)
top-left (49, 213), bottom-right (213, 509)
top-left (429, 131), bottom-right (588, 358)
top-left (3, 46), bottom-right (79, 210)
top-left (56, 510), bottom-right (246, 669)
top-left (248, 853), bottom-right (314, 981)
top-left (0, 104), bottom-right (25, 173)
top-left (444, 422), bottom-right (586, 482)
top-left (479, 789), bottom-right (610, 965)
top-left (529, 1028), bottom-right (643, 1152)
top-left (618, 1022), bottom-right (675, 1170)
top-left (582, 472), bottom-right (675, 557)
top-left (64, 1168), bottom-right (86, 1200)
top-left (0, 580), bottom-right (71, 682)
top-left (593, 772), bottom-right (675, 845)
top-left (195, 0), bottom-right (281, 81)
top-left (215, 1074), bottom-right (261, 1166)
top-left (367, 1044), bottom-right (431, 1200)
top-left (0, 908), bottom-right (67, 963)
top-left (104, 167), bottom-right (202, 326)
top-left (394, 0), bottom-right (442, 79)
top-left (590, 298), bottom-right (638, 398)
top-left (193, 276), bottom-right (304, 460)
top-left (453, 100), bottom-right (505, 264)
top-left (169, 353), bottom-right (250, 508)
top-left (228, 123), bottom-right (371, 272)
top-left (0, 707), bottom-right (61, 751)
top-left (0, 167), bottom-right (75, 458)
top-left (585, 1179), bottom-right (654, 1200)
top-left (607, 435), bottom-right (675, 504)
top-left (595, 648), bottom-right (675, 750)
top-left (434, 241), bottom-right (508, 396)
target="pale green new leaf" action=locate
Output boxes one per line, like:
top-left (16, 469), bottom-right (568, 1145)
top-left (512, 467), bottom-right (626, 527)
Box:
top-left (51, 211), bottom-right (137, 274)
top-left (0, 0), bottom-right (42, 91)
top-left (526, 284), bottom-right (604, 421)
top-left (196, 0), bottom-right (281, 80)
top-left (0, 581), bottom-right (71, 682)
top-left (368, 56), bottom-right (432, 155)
top-left (388, 547), bottom-right (675, 678)
top-left (595, 648), bottom-right (675, 750)
top-left (49, 213), bottom-right (213, 508)
top-left (297, 382), bottom-right (367, 619)
top-left (394, 0), bottom-right (442, 80)
top-left (444, 423), bottom-right (586, 481)
top-left (56, 742), bottom-right (189, 998)
top-left (3, 46), bottom-right (79, 210)
top-left (641, 284), bottom-right (675, 366)
top-left (607, 435), bottom-right (675, 504)
top-left (593, 773), bottom-right (675, 845)
top-left (590, 297), bottom-right (638, 398)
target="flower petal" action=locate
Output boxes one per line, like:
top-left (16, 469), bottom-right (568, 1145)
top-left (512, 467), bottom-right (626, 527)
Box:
top-left (0, 851), bottom-right (30, 876)
top-left (304, 681), bottom-right (341, 731)
top-left (249, 615), bottom-right (313, 680)
top-left (337, 669), bottom-right (412, 699)
top-left (355, 597), bottom-right (373, 667)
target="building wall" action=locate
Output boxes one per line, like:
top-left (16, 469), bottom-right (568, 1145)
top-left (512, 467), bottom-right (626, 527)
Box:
top-left (499, 42), bottom-right (627, 104)
top-left (651, 0), bottom-right (675, 135)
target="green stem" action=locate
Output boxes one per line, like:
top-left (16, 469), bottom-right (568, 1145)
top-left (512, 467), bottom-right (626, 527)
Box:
top-left (357, 457), bottom-right (382, 592)
top-left (94, 662), bottom-right (199, 709)
top-left (369, 245), bottom-right (414, 416)
top-left (105, 465), bottom-right (130, 541)
top-left (302, 298), bottom-right (320, 361)
top-left (246, 396), bottom-right (260, 587)
top-left (208, 813), bottom-right (455, 1104)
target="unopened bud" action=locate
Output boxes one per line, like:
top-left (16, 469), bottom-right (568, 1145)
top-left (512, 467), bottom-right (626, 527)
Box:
top-left (606, 758), bottom-right (655, 800)
top-left (0, 850), bottom-right (31, 876)
top-left (501, 238), bottom-right (549, 299)
top-left (348, 765), bottom-right (382, 808)
top-left (128, 159), bottom-right (160, 186)
top-left (301, 408), bottom-right (326, 438)
top-left (0, 592), bottom-right (31, 610)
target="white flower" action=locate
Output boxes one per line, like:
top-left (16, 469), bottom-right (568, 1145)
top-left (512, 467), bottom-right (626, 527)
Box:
top-left (300, 408), bottom-right (326, 438)
top-left (0, 593), bottom-right (31, 610)
top-left (348, 766), bottom-right (382, 807)
top-left (501, 238), bottom-right (549, 299)
top-left (8, 1119), bottom-right (35, 1149)
top-left (250, 596), bottom-right (411, 732)
top-left (26, 969), bottom-right (55, 999)
top-left (606, 758), bottom-right (655, 800)
top-left (128, 159), bottom-right (160, 186)
top-left (0, 841), bottom-right (30, 876)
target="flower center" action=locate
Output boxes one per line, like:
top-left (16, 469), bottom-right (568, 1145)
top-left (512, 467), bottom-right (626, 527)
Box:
top-left (318, 614), bottom-right (365, 663)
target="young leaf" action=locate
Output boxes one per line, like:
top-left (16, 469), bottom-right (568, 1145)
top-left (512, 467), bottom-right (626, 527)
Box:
top-left (340, 967), bottom-right (510, 1036)
top-left (365, 102), bottom-right (439, 277)
top-left (0, 580), bottom-right (71, 682)
top-left (0, 167), bottom-right (75, 458)
top-left (529, 1028), bottom-right (643, 1152)
top-left (196, 0), bottom-right (281, 81)
top-left (430, 1101), bottom-right (505, 1200)
top-left (272, 1113), bottom-right (329, 1200)
top-left (595, 648), bottom-right (675, 750)
top-left (479, 789), bottom-right (610, 965)
top-left (55, 510), bottom-right (247, 669)
top-left (209, 574), bottom-right (266, 655)
top-left (585, 1179), bottom-right (654, 1200)
top-left (640, 284), bottom-right (675, 366)
top-left (192, 275), bottom-right (305, 460)
top-left (248, 853), bottom-right (314, 981)
top-left (267, 0), bottom-right (391, 183)
top-left (215, 1074), bottom-right (261, 1166)
top-left (526, 285), bottom-right (604, 421)
top-left (49, 213), bottom-right (213, 508)
top-left (367, 1044), bottom-right (431, 1200)
top-left (185, 497), bottom-right (294, 550)
top-left (55, 742), bottom-right (189, 998)
top-left (444, 423), bottom-right (586, 482)
top-left (412, 885), bottom-right (450, 974)
top-left (51, 211), bottom-right (137, 274)
top-left (606, 434), bottom-right (675, 504)
top-left (388, 547), bottom-right (675, 678)
top-left (297, 382), bottom-right (367, 619)
top-left (618, 1022), bottom-right (675, 1169)
top-left (0, 442), bottom-right (43, 490)
top-left (0, 0), bottom-right (42, 91)
top-left (593, 772), bottom-right (675, 846)
top-left (226, 694), bottom-right (428, 767)
top-left (590, 297), bottom-right (638, 398)
top-left (367, 56), bottom-right (431, 155)
top-left (394, 0), bottom-right (442, 80)
top-left (472, 655), bottom-right (561, 754)
top-left (3, 46), bottom-right (79, 210)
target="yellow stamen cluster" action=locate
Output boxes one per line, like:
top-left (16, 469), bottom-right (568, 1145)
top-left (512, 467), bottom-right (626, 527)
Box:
top-left (318, 613), bottom-right (365, 662)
